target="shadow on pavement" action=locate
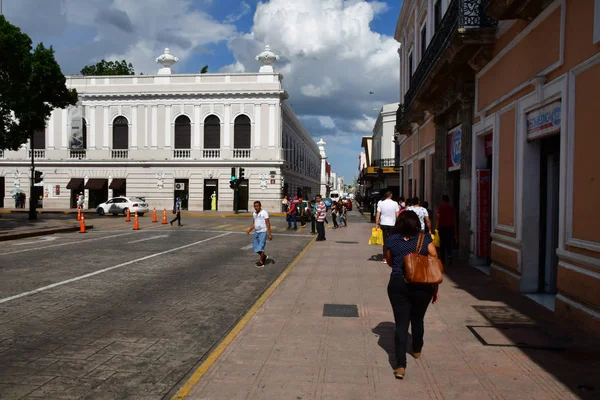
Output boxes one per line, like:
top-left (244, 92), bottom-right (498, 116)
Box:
top-left (443, 262), bottom-right (600, 399)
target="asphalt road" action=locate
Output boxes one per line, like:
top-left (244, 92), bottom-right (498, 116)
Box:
top-left (0, 214), bottom-right (324, 399)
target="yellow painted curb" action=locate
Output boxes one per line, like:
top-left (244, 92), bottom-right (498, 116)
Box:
top-left (170, 235), bottom-right (317, 400)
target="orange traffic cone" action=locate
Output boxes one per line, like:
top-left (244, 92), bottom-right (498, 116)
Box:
top-left (133, 211), bottom-right (140, 230)
top-left (79, 214), bottom-right (87, 233)
top-left (152, 208), bottom-right (157, 223)
top-left (77, 207), bottom-right (81, 221)
top-left (162, 208), bottom-right (168, 224)
top-left (126, 208), bottom-right (131, 222)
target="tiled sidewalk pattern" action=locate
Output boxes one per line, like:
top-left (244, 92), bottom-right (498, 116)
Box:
top-left (187, 221), bottom-right (600, 400)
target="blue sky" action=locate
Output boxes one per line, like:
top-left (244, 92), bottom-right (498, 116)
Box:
top-left (4, 0), bottom-right (402, 183)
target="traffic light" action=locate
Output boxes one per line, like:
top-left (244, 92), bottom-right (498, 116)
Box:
top-left (229, 180), bottom-right (235, 189)
top-left (231, 167), bottom-right (236, 181)
top-left (34, 170), bottom-right (43, 184)
top-left (239, 167), bottom-right (245, 181)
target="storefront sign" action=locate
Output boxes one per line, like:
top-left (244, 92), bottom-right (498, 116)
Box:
top-left (485, 134), bottom-right (493, 157)
top-left (526, 100), bottom-right (561, 140)
top-left (447, 126), bottom-right (462, 171)
top-left (476, 169), bottom-right (491, 258)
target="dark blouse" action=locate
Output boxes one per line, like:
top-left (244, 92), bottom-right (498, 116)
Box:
top-left (385, 233), bottom-right (433, 276)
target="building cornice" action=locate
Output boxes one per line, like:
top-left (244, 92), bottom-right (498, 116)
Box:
top-left (0, 160), bottom-right (286, 168)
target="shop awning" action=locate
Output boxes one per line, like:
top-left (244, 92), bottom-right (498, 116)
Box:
top-left (109, 178), bottom-right (126, 190)
top-left (84, 179), bottom-right (108, 190)
top-left (66, 178), bottom-right (84, 190)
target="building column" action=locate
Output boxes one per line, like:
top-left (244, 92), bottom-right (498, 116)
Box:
top-left (458, 99), bottom-right (474, 261)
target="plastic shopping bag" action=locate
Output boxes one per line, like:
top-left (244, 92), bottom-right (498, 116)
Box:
top-left (369, 227), bottom-right (384, 245)
top-left (432, 229), bottom-right (441, 247)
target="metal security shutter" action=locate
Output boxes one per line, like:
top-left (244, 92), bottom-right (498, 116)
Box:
top-left (174, 115), bottom-right (191, 149)
top-left (112, 116), bottom-right (128, 149)
top-left (33, 130), bottom-right (45, 149)
top-left (234, 115), bottom-right (251, 149)
top-left (204, 115), bottom-right (220, 149)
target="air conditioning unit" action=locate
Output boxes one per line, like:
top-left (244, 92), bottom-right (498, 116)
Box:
top-left (175, 183), bottom-right (186, 190)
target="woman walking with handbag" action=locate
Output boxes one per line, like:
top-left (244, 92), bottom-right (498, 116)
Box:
top-left (384, 211), bottom-right (442, 379)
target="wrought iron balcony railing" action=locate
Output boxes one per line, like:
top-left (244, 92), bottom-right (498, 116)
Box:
top-left (372, 158), bottom-right (398, 167)
top-left (403, 0), bottom-right (497, 115)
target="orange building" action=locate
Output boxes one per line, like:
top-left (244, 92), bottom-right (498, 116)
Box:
top-left (395, 0), bottom-right (599, 331)
top-left (473, 0), bottom-right (600, 331)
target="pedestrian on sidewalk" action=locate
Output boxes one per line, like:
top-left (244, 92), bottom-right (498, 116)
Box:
top-left (436, 194), bottom-right (458, 265)
top-left (170, 197), bottom-right (182, 226)
top-left (384, 210), bottom-right (440, 380)
top-left (310, 200), bottom-right (317, 234)
top-left (376, 191), bottom-right (401, 264)
top-left (315, 195), bottom-right (327, 241)
top-left (287, 197), bottom-right (298, 230)
top-left (407, 197), bottom-right (431, 233)
top-left (246, 201), bottom-right (272, 268)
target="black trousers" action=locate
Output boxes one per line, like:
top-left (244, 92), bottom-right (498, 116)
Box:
top-left (380, 225), bottom-right (394, 259)
top-left (387, 275), bottom-right (434, 369)
top-left (170, 211), bottom-right (181, 225)
top-left (311, 216), bottom-right (316, 233)
top-left (438, 227), bottom-right (454, 264)
top-left (316, 221), bottom-right (326, 240)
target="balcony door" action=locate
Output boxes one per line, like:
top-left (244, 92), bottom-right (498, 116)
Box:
top-left (112, 116), bottom-right (128, 149)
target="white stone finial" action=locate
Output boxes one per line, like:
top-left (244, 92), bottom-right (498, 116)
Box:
top-left (156, 48), bottom-right (179, 74)
top-left (255, 45), bottom-right (280, 73)
top-left (317, 138), bottom-right (327, 158)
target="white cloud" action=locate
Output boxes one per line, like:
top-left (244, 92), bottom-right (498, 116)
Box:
top-left (223, 0), bottom-right (399, 176)
top-left (225, 1), bottom-right (252, 23)
top-left (6, 0), bottom-right (238, 75)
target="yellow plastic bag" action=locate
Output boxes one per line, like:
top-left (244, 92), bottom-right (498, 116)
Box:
top-left (369, 227), bottom-right (384, 245)
top-left (432, 229), bottom-right (441, 247)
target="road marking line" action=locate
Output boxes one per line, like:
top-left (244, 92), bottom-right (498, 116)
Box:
top-left (12, 236), bottom-right (59, 246)
top-left (128, 234), bottom-right (169, 244)
top-left (212, 224), bottom-right (230, 229)
top-left (278, 227), bottom-right (288, 232)
top-left (0, 231), bottom-right (139, 256)
top-left (0, 232), bottom-right (232, 305)
top-left (240, 244), bottom-right (253, 250)
top-left (170, 234), bottom-right (317, 400)
top-left (227, 224), bottom-right (247, 231)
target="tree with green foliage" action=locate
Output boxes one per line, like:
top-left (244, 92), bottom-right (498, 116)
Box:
top-left (200, 65), bottom-right (208, 74)
top-left (80, 59), bottom-right (135, 76)
top-left (0, 15), bottom-right (78, 151)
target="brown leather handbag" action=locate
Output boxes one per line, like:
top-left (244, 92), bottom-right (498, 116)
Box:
top-left (403, 233), bottom-right (444, 284)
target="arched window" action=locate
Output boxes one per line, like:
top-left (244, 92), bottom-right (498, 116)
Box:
top-left (32, 130), bottom-right (45, 149)
top-left (174, 115), bottom-right (191, 149)
top-left (82, 118), bottom-right (87, 149)
top-left (233, 115), bottom-right (251, 149)
top-left (203, 115), bottom-right (220, 149)
top-left (112, 116), bottom-right (128, 149)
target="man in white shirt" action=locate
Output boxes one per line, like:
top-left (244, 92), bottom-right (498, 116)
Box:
top-left (375, 191), bottom-right (401, 263)
top-left (407, 196), bottom-right (431, 232)
top-left (247, 201), bottom-right (272, 268)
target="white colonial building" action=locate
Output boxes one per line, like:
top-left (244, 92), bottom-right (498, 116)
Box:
top-left (0, 46), bottom-right (322, 212)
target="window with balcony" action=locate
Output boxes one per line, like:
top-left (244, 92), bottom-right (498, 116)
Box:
top-left (233, 114), bottom-right (251, 159)
top-left (112, 116), bottom-right (129, 159)
top-left (203, 115), bottom-right (221, 158)
top-left (29, 129), bottom-right (46, 159)
top-left (421, 23), bottom-right (427, 59)
top-left (70, 118), bottom-right (87, 159)
top-left (174, 115), bottom-right (191, 159)
top-left (434, 0), bottom-right (442, 31)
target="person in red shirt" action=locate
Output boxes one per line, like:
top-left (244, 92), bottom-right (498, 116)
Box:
top-left (436, 195), bottom-right (458, 265)
top-left (287, 197), bottom-right (298, 230)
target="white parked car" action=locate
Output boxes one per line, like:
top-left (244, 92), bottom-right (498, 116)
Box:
top-left (96, 196), bottom-right (149, 216)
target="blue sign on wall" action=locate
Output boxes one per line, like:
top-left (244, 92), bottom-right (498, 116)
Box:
top-left (448, 127), bottom-right (462, 169)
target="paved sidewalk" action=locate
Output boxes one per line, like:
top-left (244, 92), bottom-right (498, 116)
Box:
top-left (0, 208), bottom-right (286, 218)
top-left (184, 221), bottom-right (600, 400)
